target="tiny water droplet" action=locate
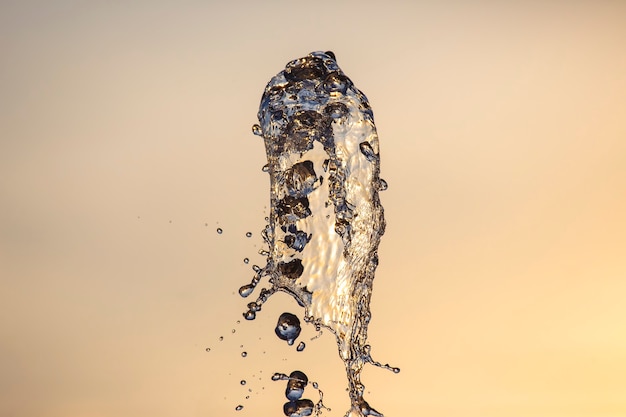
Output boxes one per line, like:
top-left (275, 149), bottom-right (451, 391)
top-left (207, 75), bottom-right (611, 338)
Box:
top-left (272, 372), bottom-right (288, 381)
top-left (216, 227), bottom-right (223, 234)
top-left (245, 395), bottom-right (250, 399)
top-left (241, 351), bottom-right (247, 357)
top-left (252, 124), bottom-right (262, 136)
top-left (240, 380), bottom-right (246, 385)
top-left (205, 347), bottom-right (211, 352)
top-left (392, 367), bottom-right (401, 374)
top-left (232, 329), bottom-right (236, 334)
top-left (243, 258), bottom-right (249, 264)
top-left (246, 231), bottom-right (252, 237)
top-left (219, 336), bottom-right (224, 341)
top-left (235, 405), bottom-right (243, 411)
top-left (296, 341), bottom-right (305, 352)
top-left (261, 164), bottom-right (269, 172)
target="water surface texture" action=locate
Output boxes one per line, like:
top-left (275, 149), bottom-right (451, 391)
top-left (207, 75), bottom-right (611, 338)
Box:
top-left (240, 51), bottom-right (395, 417)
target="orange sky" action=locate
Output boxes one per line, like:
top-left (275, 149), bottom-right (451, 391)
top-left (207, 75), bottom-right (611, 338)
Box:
top-left (1, 1), bottom-right (625, 416)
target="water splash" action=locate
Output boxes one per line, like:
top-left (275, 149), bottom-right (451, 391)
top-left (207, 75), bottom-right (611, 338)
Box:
top-left (239, 51), bottom-right (396, 416)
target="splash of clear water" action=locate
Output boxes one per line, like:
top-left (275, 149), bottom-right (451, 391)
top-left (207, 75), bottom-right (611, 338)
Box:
top-left (240, 51), bottom-right (396, 417)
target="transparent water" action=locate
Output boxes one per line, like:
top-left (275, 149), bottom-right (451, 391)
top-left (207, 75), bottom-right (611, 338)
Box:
top-left (239, 51), bottom-right (397, 417)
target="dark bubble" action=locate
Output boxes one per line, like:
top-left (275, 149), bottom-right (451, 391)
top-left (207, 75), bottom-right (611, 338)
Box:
top-left (359, 141), bottom-right (378, 162)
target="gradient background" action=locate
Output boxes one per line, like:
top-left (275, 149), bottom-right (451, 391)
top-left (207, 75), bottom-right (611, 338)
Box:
top-left (1, 1), bottom-right (625, 416)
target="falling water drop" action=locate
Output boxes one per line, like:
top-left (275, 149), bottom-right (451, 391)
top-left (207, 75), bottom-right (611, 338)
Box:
top-left (241, 352), bottom-right (248, 358)
top-left (246, 231), bottom-right (253, 237)
top-left (296, 341), bottom-right (305, 352)
top-left (285, 371), bottom-right (308, 401)
top-left (274, 313), bottom-right (301, 346)
top-left (235, 405), bottom-right (244, 411)
top-left (241, 380), bottom-right (246, 385)
top-left (216, 227), bottom-right (223, 234)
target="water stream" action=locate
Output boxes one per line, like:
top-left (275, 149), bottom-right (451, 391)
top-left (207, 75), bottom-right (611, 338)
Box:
top-left (239, 51), bottom-right (397, 417)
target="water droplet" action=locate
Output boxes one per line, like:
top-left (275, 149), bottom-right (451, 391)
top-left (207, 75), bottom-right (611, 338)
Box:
top-left (377, 178), bottom-right (388, 191)
top-left (241, 351), bottom-right (247, 357)
top-left (252, 264), bottom-right (261, 273)
top-left (283, 399), bottom-right (314, 416)
top-left (243, 258), bottom-right (249, 264)
top-left (312, 382), bottom-right (318, 389)
top-left (285, 371), bottom-right (308, 401)
top-left (245, 395), bottom-right (250, 399)
top-left (243, 310), bottom-right (256, 320)
top-left (235, 405), bottom-right (243, 411)
top-left (232, 329), bottom-right (236, 334)
top-left (240, 380), bottom-right (246, 385)
top-left (252, 124), bottom-right (262, 136)
top-left (246, 231), bottom-right (252, 237)
top-left (359, 141), bottom-right (377, 162)
top-left (216, 227), bottom-right (223, 234)
top-left (205, 347), bottom-right (211, 352)
top-left (392, 367), bottom-right (400, 374)
top-left (261, 164), bottom-right (269, 172)
top-left (219, 336), bottom-right (224, 341)
top-left (239, 283), bottom-right (255, 298)
top-left (272, 372), bottom-right (288, 381)
top-left (275, 313), bottom-right (301, 345)
top-left (296, 341), bottom-right (305, 352)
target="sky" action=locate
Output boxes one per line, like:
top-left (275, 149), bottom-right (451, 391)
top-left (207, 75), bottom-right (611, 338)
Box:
top-left (1, 1), bottom-right (626, 416)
